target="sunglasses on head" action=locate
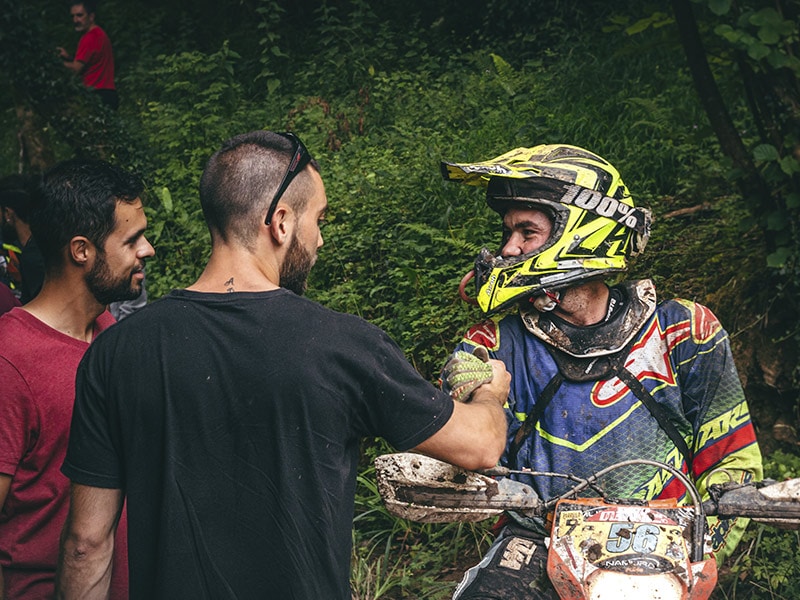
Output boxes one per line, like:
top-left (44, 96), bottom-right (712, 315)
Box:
top-left (264, 132), bottom-right (313, 226)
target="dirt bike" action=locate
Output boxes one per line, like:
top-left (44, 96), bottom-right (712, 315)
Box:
top-left (374, 453), bottom-right (800, 600)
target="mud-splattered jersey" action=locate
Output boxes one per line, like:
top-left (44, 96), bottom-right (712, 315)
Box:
top-left (454, 284), bottom-right (763, 562)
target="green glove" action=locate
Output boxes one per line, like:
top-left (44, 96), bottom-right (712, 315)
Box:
top-left (441, 346), bottom-right (493, 403)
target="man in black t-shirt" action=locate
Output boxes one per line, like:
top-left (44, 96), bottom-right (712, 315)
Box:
top-left (56, 131), bottom-right (511, 600)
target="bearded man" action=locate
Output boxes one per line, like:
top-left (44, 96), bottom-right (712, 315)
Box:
top-left (56, 130), bottom-right (512, 600)
top-left (0, 159), bottom-right (154, 599)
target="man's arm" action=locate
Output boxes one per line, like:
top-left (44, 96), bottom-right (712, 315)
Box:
top-left (61, 58), bottom-right (86, 75)
top-left (0, 358), bottom-right (35, 600)
top-left (56, 483), bottom-right (123, 600)
top-left (413, 359), bottom-right (510, 471)
top-left (0, 474), bottom-right (11, 600)
top-left (671, 300), bottom-right (763, 563)
top-left (56, 47), bottom-right (85, 74)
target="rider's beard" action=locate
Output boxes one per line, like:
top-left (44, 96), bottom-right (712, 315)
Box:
top-left (279, 229), bottom-right (314, 296)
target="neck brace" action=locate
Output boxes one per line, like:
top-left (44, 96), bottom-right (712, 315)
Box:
top-left (520, 279), bottom-right (657, 359)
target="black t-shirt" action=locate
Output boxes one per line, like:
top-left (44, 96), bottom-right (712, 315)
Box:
top-left (63, 289), bottom-right (453, 600)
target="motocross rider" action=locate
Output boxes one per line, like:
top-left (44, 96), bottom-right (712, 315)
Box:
top-left (442, 144), bottom-right (764, 599)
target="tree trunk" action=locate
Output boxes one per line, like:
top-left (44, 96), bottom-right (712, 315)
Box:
top-left (13, 102), bottom-right (55, 174)
top-left (670, 0), bottom-right (769, 202)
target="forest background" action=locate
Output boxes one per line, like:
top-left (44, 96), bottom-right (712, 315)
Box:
top-left (2, 0), bottom-right (800, 597)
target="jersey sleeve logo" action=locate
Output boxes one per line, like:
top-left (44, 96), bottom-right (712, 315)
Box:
top-left (675, 300), bottom-right (722, 343)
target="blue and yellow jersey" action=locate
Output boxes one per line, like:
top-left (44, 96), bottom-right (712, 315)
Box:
top-left (455, 289), bottom-right (763, 563)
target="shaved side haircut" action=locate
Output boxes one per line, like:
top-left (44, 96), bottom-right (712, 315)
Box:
top-left (199, 130), bottom-right (320, 249)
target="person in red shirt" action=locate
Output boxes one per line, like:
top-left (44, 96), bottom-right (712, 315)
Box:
top-left (57, 1), bottom-right (118, 109)
top-left (0, 159), bottom-right (155, 599)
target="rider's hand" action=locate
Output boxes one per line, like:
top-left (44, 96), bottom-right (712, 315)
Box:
top-left (441, 346), bottom-right (496, 403)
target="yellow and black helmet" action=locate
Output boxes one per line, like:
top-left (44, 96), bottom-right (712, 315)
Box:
top-left (441, 144), bottom-right (652, 315)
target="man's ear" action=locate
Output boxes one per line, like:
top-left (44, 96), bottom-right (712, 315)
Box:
top-left (267, 205), bottom-right (294, 246)
top-left (2, 207), bottom-right (15, 224)
top-left (69, 235), bottom-right (95, 266)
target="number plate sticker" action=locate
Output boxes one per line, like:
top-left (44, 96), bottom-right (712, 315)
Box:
top-left (553, 502), bottom-right (692, 575)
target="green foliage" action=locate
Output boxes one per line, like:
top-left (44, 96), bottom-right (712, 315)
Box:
top-left (764, 448), bottom-right (800, 479)
top-left (132, 42), bottom-right (256, 296)
top-left (688, 0), bottom-right (800, 388)
top-left (714, 450), bottom-right (800, 599)
top-left (3, 1), bottom-right (800, 596)
top-left (254, 0), bottom-right (286, 95)
top-left (709, 1), bottom-right (800, 264)
top-left (713, 8), bottom-right (799, 70)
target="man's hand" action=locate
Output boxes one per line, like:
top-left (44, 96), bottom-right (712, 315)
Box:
top-left (415, 355), bottom-right (511, 470)
top-left (56, 48), bottom-right (84, 74)
top-left (441, 346), bottom-right (495, 402)
top-left (471, 358), bottom-right (511, 408)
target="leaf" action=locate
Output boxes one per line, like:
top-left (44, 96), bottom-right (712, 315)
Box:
top-left (714, 24), bottom-right (742, 44)
top-left (652, 15), bottom-right (675, 29)
top-left (490, 53), bottom-right (516, 96)
top-left (747, 42), bottom-right (771, 60)
top-left (767, 246), bottom-right (791, 268)
top-left (749, 8), bottom-right (783, 28)
top-left (757, 25), bottom-right (781, 45)
top-left (786, 193), bottom-right (800, 209)
top-left (159, 186), bottom-right (173, 212)
top-left (753, 144), bottom-right (779, 162)
top-left (149, 220), bottom-right (166, 244)
top-left (708, 0), bottom-right (732, 16)
top-left (780, 156), bottom-right (800, 176)
top-left (626, 18), bottom-right (653, 35)
top-left (768, 52), bottom-right (789, 69)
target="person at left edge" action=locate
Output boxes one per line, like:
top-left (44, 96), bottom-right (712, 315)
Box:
top-left (57, 1), bottom-right (118, 110)
top-left (0, 159), bottom-right (154, 599)
top-left (0, 175), bottom-right (46, 304)
top-left (55, 130), bottom-right (510, 600)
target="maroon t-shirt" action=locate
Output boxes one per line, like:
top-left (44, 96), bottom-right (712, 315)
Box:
top-left (75, 25), bottom-right (115, 90)
top-left (0, 308), bottom-right (127, 599)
